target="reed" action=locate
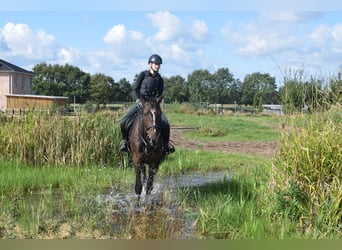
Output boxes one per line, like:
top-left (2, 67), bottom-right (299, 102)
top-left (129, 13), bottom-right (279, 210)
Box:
top-left (0, 111), bottom-right (121, 167)
top-left (271, 105), bottom-right (342, 237)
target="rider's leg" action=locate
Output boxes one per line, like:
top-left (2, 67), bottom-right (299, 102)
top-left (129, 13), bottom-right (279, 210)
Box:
top-left (120, 105), bottom-right (139, 151)
top-left (161, 113), bottom-right (175, 154)
top-left (119, 120), bottom-right (129, 151)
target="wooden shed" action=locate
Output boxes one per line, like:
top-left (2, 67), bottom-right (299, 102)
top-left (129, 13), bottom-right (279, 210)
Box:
top-left (6, 94), bottom-right (68, 112)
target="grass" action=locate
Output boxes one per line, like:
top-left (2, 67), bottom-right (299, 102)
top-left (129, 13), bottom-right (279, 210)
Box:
top-left (0, 149), bottom-right (271, 239)
top-left (0, 106), bottom-right (340, 239)
top-left (0, 160), bottom-right (133, 195)
top-left (159, 148), bottom-right (270, 176)
top-left (167, 112), bottom-right (282, 142)
top-left (180, 167), bottom-right (299, 239)
top-left (271, 108), bottom-right (342, 238)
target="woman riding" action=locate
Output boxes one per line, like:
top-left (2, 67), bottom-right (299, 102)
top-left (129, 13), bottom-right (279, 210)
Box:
top-left (119, 54), bottom-right (175, 154)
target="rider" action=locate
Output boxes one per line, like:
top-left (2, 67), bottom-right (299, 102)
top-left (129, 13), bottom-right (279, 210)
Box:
top-left (119, 54), bottom-right (175, 154)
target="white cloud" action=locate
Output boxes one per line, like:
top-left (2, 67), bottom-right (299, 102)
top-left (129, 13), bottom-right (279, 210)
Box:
top-left (147, 11), bottom-right (209, 43)
top-left (102, 24), bottom-right (146, 62)
top-left (221, 20), bottom-right (300, 56)
top-left (307, 23), bottom-right (342, 61)
top-left (144, 11), bottom-right (210, 73)
top-left (331, 23), bottom-right (342, 53)
top-left (310, 24), bottom-right (333, 45)
top-left (147, 11), bottom-right (183, 42)
top-left (262, 11), bottom-right (323, 23)
top-left (0, 13), bottom-right (210, 80)
top-left (190, 20), bottom-right (209, 42)
top-left (58, 47), bottom-right (81, 64)
top-left (0, 22), bottom-right (55, 59)
top-left (220, 12), bottom-right (342, 81)
top-left (103, 24), bottom-right (144, 47)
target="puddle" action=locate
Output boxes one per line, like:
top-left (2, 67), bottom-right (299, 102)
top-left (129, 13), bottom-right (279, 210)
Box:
top-left (160, 171), bottom-right (231, 189)
top-left (95, 170), bottom-right (231, 238)
top-left (96, 170), bottom-right (231, 207)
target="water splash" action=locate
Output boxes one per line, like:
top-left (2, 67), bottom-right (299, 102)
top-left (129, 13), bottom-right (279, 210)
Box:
top-left (95, 170), bottom-right (231, 238)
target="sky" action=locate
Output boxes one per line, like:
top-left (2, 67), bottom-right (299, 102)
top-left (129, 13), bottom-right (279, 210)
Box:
top-left (1, 0), bottom-right (342, 87)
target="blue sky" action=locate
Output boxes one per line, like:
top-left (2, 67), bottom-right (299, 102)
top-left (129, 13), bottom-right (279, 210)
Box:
top-left (1, 1), bottom-right (342, 86)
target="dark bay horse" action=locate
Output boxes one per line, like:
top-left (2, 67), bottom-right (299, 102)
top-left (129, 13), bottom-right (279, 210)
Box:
top-left (129, 95), bottom-right (166, 197)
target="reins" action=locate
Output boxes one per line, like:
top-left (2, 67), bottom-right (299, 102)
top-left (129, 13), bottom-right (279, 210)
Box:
top-left (135, 102), bottom-right (161, 148)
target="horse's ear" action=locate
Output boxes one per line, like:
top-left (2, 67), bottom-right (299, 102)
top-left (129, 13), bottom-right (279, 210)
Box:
top-left (157, 95), bottom-right (164, 104)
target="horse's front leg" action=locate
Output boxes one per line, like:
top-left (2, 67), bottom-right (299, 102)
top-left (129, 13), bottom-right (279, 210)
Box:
top-left (134, 163), bottom-right (143, 196)
top-left (141, 164), bottom-right (147, 188)
top-left (146, 165), bottom-right (157, 195)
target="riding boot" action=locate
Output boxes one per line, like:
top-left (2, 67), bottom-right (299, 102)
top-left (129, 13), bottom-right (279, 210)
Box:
top-left (165, 143), bottom-right (175, 154)
top-left (163, 129), bottom-right (175, 154)
top-left (119, 126), bottom-right (129, 152)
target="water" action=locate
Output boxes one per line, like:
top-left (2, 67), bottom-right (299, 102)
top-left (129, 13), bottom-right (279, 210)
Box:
top-left (95, 170), bottom-right (231, 238)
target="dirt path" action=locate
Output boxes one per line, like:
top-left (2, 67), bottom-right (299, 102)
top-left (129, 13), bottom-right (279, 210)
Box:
top-left (170, 127), bottom-right (278, 158)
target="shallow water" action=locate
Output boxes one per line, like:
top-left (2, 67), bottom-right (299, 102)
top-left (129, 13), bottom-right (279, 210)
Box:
top-left (95, 170), bottom-right (231, 238)
top-left (97, 170), bottom-right (231, 207)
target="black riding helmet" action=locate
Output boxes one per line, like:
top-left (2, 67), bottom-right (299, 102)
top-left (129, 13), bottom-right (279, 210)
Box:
top-left (148, 54), bottom-right (162, 65)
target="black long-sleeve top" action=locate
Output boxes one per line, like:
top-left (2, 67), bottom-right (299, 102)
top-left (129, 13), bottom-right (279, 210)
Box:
top-left (133, 70), bottom-right (164, 100)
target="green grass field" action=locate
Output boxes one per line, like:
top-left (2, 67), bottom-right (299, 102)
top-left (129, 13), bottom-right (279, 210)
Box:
top-left (0, 108), bottom-right (340, 239)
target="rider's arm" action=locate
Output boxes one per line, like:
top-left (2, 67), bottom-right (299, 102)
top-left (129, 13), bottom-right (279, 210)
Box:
top-left (133, 71), bottom-right (146, 100)
top-left (158, 76), bottom-right (164, 98)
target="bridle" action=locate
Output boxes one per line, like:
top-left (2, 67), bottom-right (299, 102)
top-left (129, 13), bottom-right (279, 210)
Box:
top-left (144, 109), bottom-right (161, 132)
top-left (139, 102), bottom-right (161, 148)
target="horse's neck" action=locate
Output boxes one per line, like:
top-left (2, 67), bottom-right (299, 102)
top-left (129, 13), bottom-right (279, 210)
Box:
top-left (135, 110), bottom-right (145, 136)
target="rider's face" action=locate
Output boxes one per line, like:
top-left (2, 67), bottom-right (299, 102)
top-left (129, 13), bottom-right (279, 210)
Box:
top-left (150, 62), bottom-right (160, 72)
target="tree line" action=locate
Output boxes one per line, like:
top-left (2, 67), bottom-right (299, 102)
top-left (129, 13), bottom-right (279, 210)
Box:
top-left (32, 63), bottom-right (342, 113)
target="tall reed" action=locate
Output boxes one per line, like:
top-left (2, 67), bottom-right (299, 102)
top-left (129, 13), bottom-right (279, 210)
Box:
top-left (271, 105), bottom-right (342, 237)
top-left (0, 111), bottom-right (122, 167)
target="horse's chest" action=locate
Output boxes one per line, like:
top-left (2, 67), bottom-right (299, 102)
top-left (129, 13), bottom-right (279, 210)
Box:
top-left (143, 148), bottom-right (163, 163)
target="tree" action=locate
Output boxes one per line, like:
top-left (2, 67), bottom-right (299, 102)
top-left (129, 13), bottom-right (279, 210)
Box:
top-left (163, 75), bottom-right (188, 103)
top-left (187, 69), bottom-right (212, 104)
top-left (89, 73), bottom-right (116, 109)
top-left (241, 72), bottom-right (278, 106)
top-left (32, 63), bottom-right (90, 103)
top-left (116, 78), bottom-right (133, 102)
top-left (230, 78), bottom-right (243, 105)
top-left (210, 68), bottom-right (234, 103)
top-left (63, 64), bottom-right (91, 103)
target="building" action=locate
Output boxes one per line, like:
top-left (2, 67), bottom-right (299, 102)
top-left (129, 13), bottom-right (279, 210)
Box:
top-left (262, 104), bottom-right (283, 115)
top-left (0, 59), bottom-right (67, 113)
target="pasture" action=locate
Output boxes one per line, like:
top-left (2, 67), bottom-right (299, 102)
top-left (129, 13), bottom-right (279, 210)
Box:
top-left (0, 105), bottom-right (340, 239)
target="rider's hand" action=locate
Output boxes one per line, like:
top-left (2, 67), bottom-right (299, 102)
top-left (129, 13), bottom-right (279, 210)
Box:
top-left (136, 99), bottom-right (143, 108)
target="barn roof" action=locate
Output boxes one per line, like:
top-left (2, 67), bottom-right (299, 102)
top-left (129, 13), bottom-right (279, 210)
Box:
top-left (6, 94), bottom-right (68, 100)
top-left (0, 59), bottom-right (33, 75)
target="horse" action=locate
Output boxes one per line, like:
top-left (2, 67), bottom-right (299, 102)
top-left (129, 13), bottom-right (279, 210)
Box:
top-left (128, 95), bottom-right (166, 198)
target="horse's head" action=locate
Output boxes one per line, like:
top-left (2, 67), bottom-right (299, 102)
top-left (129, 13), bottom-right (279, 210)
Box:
top-left (140, 95), bottom-right (164, 147)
